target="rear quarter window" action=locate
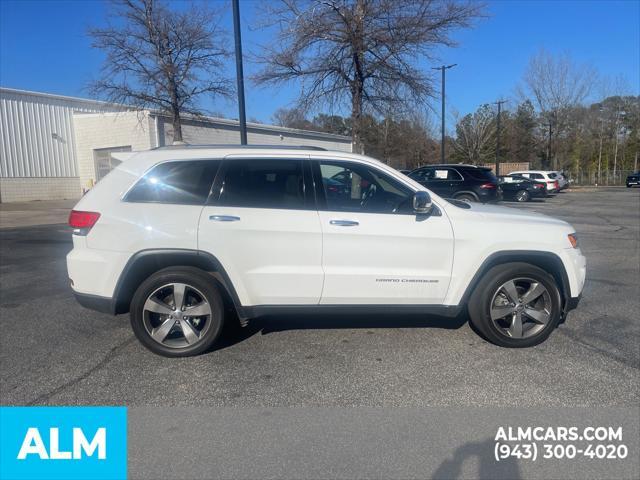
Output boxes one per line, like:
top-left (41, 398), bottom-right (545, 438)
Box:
top-left (464, 168), bottom-right (497, 182)
top-left (124, 160), bottom-right (219, 205)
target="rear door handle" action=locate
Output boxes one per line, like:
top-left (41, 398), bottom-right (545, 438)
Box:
top-left (330, 219), bottom-right (359, 226)
top-left (209, 215), bottom-right (240, 222)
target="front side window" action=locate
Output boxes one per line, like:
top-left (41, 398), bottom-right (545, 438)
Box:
top-left (408, 168), bottom-right (430, 181)
top-left (218, 159), bottom-right (306, 210)
top-left (125, 160), bottom-right (219, 205)
top-left (319, 161), bottom-right (412, 214)
top-left (433, 168), bottom-right (463, 181)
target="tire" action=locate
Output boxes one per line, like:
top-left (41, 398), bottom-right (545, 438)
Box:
top-left (627, 184), bottom-right (631, 188)
top-left (468, 262), bottom-right (562, 348)
top-left (130, 267), bottom-right (225, 357)
top-left (456, 193), bottom-right (477, 203)
top-left (515, 190), bottom-right (530, 202)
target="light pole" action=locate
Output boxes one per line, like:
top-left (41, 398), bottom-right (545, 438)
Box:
top-left (232, 0), bottom-right (247, 145)
top-left (493, 100), bottom-right (507, 175)
top-left (432, 64), bottom-right (457, 163)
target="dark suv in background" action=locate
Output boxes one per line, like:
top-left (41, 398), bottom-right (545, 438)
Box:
top-left (408, 164), bottom-right (501, 203)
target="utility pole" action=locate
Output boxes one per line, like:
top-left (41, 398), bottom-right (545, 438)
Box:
top-left (432, 64), bottom-right (457, 163)
top-left (493, 100), bottom-right (507, 176)
top-left (232, 0), bottom-right (247, 145)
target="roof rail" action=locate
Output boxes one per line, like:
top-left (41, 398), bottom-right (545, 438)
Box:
top-left (151, 144), bottom-right (328, 151)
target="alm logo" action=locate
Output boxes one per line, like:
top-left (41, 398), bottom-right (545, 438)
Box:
top-left (0, 407), bottom-right (126, 480)
top-left (17, 427), bottom-right (106, 460)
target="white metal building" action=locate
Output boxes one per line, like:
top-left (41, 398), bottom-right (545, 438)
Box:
top-left (0, 88), bottom-right (352, 202)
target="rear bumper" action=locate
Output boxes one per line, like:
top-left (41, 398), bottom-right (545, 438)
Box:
top-left (530, 189), bottom-right (547, 198)
top-left (73, 291), bottom-right (114, 315)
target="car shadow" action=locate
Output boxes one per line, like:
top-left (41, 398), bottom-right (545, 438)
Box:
top-left (500, 197), bottom-right (547, 204)
top-left (208, 310), bottom-right (470, 353)
top-left (432, 438), bottom-right (522, 479)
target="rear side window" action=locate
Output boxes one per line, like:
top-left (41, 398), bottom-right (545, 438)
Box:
top-left (530, 173), bottom-right (544, 180)
top-left (464, 168), bottom-right (497, 182)
top-left (125, 160), bottom-right (219, 205)
top-left (547, 172), bottom-right (558, 178)
top-left (217, 159), bottom-right (307, 210)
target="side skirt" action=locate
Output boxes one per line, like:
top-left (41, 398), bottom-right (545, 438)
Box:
top-left (237, 304), bottom-right (462, 320)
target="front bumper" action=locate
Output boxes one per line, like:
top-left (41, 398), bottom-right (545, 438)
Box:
top-left (562, 293), bottom-right (582, 321)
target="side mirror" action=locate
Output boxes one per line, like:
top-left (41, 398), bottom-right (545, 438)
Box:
top-left (413, 191), bottom-right (432, 214)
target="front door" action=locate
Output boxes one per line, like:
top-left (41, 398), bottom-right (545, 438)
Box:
top-left (198, 156), bottom-right (323, 306)
top-left (314, 159), bottom-right (454, 305)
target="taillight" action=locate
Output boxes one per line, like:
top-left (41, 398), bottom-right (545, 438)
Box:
top-left (480, 183), bottom-right (496, 189)
top-left (69, 210), bottom-right (100, 235)
top-left (554, 181), bottom-right (559, 189)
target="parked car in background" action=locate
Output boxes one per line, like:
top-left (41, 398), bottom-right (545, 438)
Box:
top-left (498, 175), bottom-right (547, 202)
top-left (408, 164), bottom-right (501, 203)
top-left (398, 169), bottom-right (412, 175)
top-left (626, 172), bottom-right (640, 188)
top-left (508, 170), bottom-right (559, 194)
top-left (548, 171), bottom-right (568, 190)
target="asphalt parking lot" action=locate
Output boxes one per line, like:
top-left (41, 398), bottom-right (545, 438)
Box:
top-left (0, 188), bottom-right (638, 407)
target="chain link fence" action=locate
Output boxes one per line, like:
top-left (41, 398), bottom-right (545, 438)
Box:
top-left (570, 169), bottom-right (639, 186)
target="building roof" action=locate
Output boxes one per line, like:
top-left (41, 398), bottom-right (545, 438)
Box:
top-left (0, 86), bottom-right (351, 142)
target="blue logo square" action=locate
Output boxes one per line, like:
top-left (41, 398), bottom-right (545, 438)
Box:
top-left (0, 406), bottom-right (127, 480)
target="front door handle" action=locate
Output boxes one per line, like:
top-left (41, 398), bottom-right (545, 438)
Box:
top-left (330, 219), bottom-right (359, 226)
top-left (209, 215), bottom-right (240, 222)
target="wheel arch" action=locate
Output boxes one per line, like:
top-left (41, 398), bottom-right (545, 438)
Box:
top-left (112, 249), bottom-right (242, 316)
top-left (460, 250), bottom-right (571, 311)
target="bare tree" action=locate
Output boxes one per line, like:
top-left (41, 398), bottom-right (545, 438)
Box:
top-left (254, 0), bottom-right (484, 153)
top-left (89, 0), bottom-right (232, 143)
top-left (519, 49), bottom-right (597, 169)
top-left (452, 104), bottom-right (496, 164)
top-left (271, 107), bottom-right (314, 130)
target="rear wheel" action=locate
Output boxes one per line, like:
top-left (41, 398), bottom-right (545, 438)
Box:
top-left (515, 189), bottom-right (530, 202)
top-left (130, 267), bottom-right (224, 357)
top-left (456, 193), bottom-right (476, 203)
top-left (468, 262), bottom-right (561, 347)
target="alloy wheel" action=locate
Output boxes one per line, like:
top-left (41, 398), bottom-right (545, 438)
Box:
top-left (489, 277), bottom-right (552, 339)
top-left (142, 283), bottom-right (212, 349)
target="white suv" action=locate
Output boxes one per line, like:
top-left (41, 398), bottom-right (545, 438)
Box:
top-left (67, 146), bottom-right (585, 356)
top-left (509, 170), bottom-right (560, 193)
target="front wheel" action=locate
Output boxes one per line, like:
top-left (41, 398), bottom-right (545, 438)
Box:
top-left (468, 262), bottom-right (562, 347)
top-left (515, 189), bottom-right (530, 202)
top-left (130, 267), bottom-right (225, 357)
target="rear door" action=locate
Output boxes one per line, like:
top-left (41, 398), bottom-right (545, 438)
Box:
top-left (198, 156), bottom-right (323, 306)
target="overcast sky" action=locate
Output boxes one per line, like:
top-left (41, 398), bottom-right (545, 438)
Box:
top-left (1, 0), bottom-right (638, 128)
